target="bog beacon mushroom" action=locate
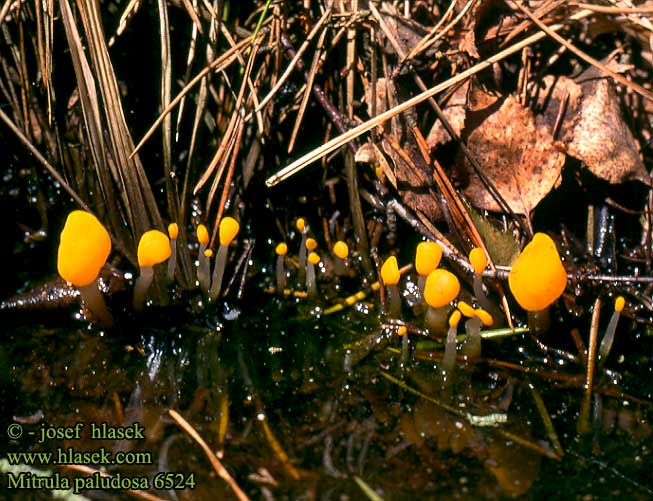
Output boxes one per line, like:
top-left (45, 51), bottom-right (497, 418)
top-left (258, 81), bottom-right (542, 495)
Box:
top-left (333, 240), bottom-right (349, 276)
top-left (167, 223), bottom-right (178, 281)
top-left (423, 269), bottom-right (460, 334)
top-left (57, 210), bottom-right (113, 327)
top-left (196, 224), bottom-right (211, 293)
top-left (133, 230), bottom-right (171, 311)
top-left (381, 256), bottom-right (402, 317)
top-left (275, 242), bottom-right (288, 293)
top-left (415, 241), bottom-right (443, 296)
top-left (458, 301), bottom-right (493, 358)
top-left (469, 247), bottom-right (492, 311)
top-left (508, 233), bottom-right (567, 335)
top-left (209, 216), bottom-right (240, 300)
top-left (441, 309), bottom-right (462, 386)
top-left (598, 296), bottom-right (626, 365)
top-left (307, 251), bottom-right (320, 297)
top-left (296, 218), bottom-right (308, 281)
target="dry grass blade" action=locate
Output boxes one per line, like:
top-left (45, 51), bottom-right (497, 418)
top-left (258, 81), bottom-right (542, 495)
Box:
top-left (74, 0), bottom-right (164, 243)
top-left (194, 33), bottom-right (261, 197)
top-left (404, 0), bottom-right (457, 62)
top-left (571, 2), bottom-right (653, 14)
top-left (60, 0), bottom-right (135, 262)
top-left (107, 0), bottom-right (142, 46)
top-left (511, 1), bottom-right (653, 101)
top-left (252, 3), bottom-right (332, 115)
top-left (288, 27), bottom-right (327, 153)
top-left (180, 0), bottom-right (204, 34)
top-left (0, 106), bottom-right (89, 211)
top-left (578, 297), bottom-right (601, 434)
top-left (265, 9), bottom-right (593, 187)
top-left (168, 409), bottom-right (250, 501)
top-left (131, 33), bottom-right (253, 158)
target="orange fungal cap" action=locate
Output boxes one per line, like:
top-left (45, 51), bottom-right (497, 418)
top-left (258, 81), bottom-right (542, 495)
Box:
top-left (424, 269), bottom-right (460, 309)
top-left (457, 300), bottom-right (475, 318)
top-left (138, 230), bottom-right (171, 267)
top-left (475, 308), bottom-right (493, 327)
top-left (508, 233), bottom-right (567, 311)
top-left (469, 247), bottom-right (488, 275)
top-left (275, 243), bottom-right (288, 256)
top-left (449, 310), bottom-right (462, 328)
top-left (615, 296), bottom-right (625, 313)
top-left (415, 241), bottom-right (443, 276)
top-left (197, 224), bottom-right (209, 245)
top-left (219, 217), bottom-right (240, 246)
top-left (333, 241), bottom-right (349, 259)
top-left (57, 210), bottom-right (111, 287)
top-left (204, 249), bottom-right (213, 258)
top-left (168, 223), bottom-right (179, 240)
top-left (381, 256), bottom-right (400, 286)
top-left (296, 218), bottom-right (306, 232)
top-left (397, 326), bottom-right (408, 336)
top-left (308, 252), bottom-right (320, 265)
top-left (306, 238), bottom-right (318, 251)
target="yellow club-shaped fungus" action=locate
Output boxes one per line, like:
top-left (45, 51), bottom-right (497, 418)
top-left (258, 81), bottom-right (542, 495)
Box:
top-left (415, 242), bottom-right (442, 296)
top-left (196, 224), bottom-right (211, 293)
top-left (133, 230), bottom-right (171, 311)
top-left (296, 217), bottom-right (308, 281)
top-left (306, 237), bottom-right (318, 252)
top-left (457, 301), bottom-right (493, 358)
top-left (508, 233), bottom-right (567, 335)
top-left (333, 240), bottom-right (349, 276)
top-left (275, 242), bottom-right (288, 293)
top-left (469, 247), bottom-right (492, 311)
top-left (209, 217), bottom-right (240, 300)
top-left (423, 269), bottom-right (460, 333)
top-left (441, 309), bottom-right (462, 386)
top-left (381, 256), bottom-right (402, 317)
top-left (598, 296), bottom-right (626, 365)
top-left (167, 223), bottom-right (178, 281)
top-left (307, 251), bottom-right (320, 297)
top-left (57, 210), bottom-right (113, 327)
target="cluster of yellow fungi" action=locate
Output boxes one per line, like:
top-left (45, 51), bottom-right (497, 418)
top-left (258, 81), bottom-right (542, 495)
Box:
top-left (56, 210), bottom-right (241, 326)
top-left (271, 216), bottom-right (352, 297)
top-left (57, 209), bottom-right (627, 364)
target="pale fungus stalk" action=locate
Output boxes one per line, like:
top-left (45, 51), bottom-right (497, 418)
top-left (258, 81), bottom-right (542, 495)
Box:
top-left (297, 218), bottom-right (308, 281)
top-left (167, 223), bottom-right (179, 281)
top-left (423, 269), bottom-right (460, 335)
top-left (508, 233), bottom-right (567, 336)
top-left (209, 217), bottom-right (240, 301)
top-left (459, 301), bottom-right (493, 358)
top-left (275, 243), bottom-right (288, 293)
top-left (399, 325), bottom-right (410, 368)
top-left (333, 240), bottom-right (349, 276)
top-left (415, 241), bottom-right (442, 296)
top-left (306, 252), bottom-right (320, 297)
top-left (469, 247), bottom-right (492, 311)
top-left (133, 230), bottom-right (172, 311)
top-left (196, 224), bottom-right (211, 293)
top-left (57, 210), bottom-right (113, 327)
top-left (598, 296), bottom-right (625, 365)
top-left (441, 310), bottom-right (462, 384)
top-left (381, 256), bottom-right (402, 318)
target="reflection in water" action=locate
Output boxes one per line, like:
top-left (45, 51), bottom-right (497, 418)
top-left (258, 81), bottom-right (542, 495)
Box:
top-left (2, 297), bottom-right (653, 499)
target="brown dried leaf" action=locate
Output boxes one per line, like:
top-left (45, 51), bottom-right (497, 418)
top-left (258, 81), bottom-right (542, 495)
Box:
top-left (463, 95), bottom-right (565, 216)
top-left (426, 80), bottom-right (470, 149)
top-left (536, 74), bottom-right (647, 184)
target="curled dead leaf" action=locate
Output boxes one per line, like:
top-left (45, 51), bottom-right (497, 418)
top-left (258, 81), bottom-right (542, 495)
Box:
top-left (535, 74), bottom-right (648, 185)
top-left (463, 94), bottom-right (565, 216)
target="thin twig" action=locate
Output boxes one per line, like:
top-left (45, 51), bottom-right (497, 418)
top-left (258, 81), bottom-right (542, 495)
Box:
top-left (168, 409), bottom-right (250, 501)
